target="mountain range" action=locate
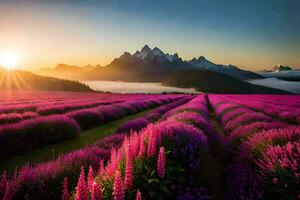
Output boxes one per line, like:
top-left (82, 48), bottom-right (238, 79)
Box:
top-left (32, 45), bottom-right (262, 81)
top-left (262, 64), bottom-right (293, 72)
top-left (260, 65), bottom-right (300, 82)
top-left (29, 45), bottom-right (293, 94)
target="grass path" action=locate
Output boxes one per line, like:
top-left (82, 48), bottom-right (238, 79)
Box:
top-left (0, 108), bottom-right (154, 172)
top-left (199, 96), bottom-right (226, 200)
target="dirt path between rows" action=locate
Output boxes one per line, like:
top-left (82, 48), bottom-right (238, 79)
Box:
top-left (199, 96), bottom-right (227, 200)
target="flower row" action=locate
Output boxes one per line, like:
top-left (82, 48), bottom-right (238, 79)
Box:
top-left (0, 96), bottom-right (185, 161)
top-left (70, 95), bottom-right (211, 200)
top-left (215, 94), bottom-right (300, 124)
top-left (209, 95), bottom-right (299, 199)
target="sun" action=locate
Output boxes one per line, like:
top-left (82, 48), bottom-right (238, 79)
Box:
top-left (1, 50), bottom-right (19, 70)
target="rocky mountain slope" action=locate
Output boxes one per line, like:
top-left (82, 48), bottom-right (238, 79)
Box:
top-left (33, 45), bottom-right (262, 81)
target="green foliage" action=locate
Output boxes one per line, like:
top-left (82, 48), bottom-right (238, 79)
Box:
top-left (265, 167), bottom-right (300, 200)
top-left (99, 177), bottom-right (114, 200)
top-left (131, 152), bottom-right (185, 200)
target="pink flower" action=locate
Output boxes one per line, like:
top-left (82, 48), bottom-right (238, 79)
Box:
top-left (257, 141), bottom-right (300, 177)
top-left (75, 168), bottom-right (88, 200)
top-left (0, 171), bottom-right (7, 194)
top-left (91, 181), bottom-right (102, 200)
top-left (136, 190), bottom-right (142, 200)
top-left (61, 177), bottom-right (70, 200)
top-left (122, 136), bottom-right (129, 156)
top-left (107, 148), bottom-right (122, 177)
top-left (3, 183), bottom-right (12, 200)
top-left (98, 159), bottom-right (104, 175)
top-left (272, 177), bottom-right (279, 184)
top-left (88, 165), bottom-right (94, 191)
top-left (157, 147), bottom-right (166, 178)
top-left (132, 133), bottom-right (140, 157)
top-left (138, 134), bottom-right (146, 158)
top-left (124, 150), bottom-right (133, 190)
top-left (147, 128), bottom-right (157, 158)
top-left (113, 171), bottom-right (125, 200)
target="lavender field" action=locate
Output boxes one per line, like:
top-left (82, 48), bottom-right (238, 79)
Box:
top-left (0, 91), bottom-right (299, 200)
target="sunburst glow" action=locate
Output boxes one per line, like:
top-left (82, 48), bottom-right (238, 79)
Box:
top-left (1, 50), bottom-right (19, 70)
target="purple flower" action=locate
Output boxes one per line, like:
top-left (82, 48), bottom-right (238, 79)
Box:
top-left (0, 115), bottom-right (80, 159)
top-left (67, 109), bottom-right (105, 130)
top-left (116, 117), bottom-right (150, 134)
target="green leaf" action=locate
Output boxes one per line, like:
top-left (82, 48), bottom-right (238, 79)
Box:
top-left (148, 191), bottom-right (154, 197)
top-left (148, 178), bottom-right (159, 184)
top-left (160, 184), bottom-right (169, 193)
top-left (150, 169), bottom-right (156, 176)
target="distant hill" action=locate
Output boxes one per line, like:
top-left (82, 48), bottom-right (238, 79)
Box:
top-left (34, 63), bottom-right (100, 80)
top-left (187, 56), bottom-right (262, 80)
top-left (162, 70), bottom-right (290, 94)
top-left (260, 65), bottom-right (300, 81)
top-left (31, 45), bottom-right (263, 81)
top-left (0, 69), bottom-right (93, 92)
top-left (262, 64), bottom-right (292, 72)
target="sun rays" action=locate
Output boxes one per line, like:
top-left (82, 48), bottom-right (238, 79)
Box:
top-left (0, 70), bottom-right (31, 91)
top-left (0, 49), bottom-right (20, 70)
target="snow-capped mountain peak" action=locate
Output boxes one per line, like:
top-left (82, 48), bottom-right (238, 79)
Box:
top-left (118, 45), bottom-right (261, 80)
top-left (272, 64), bottom-right (292, 72)
top-left (133, 45), bottom-right (179, 64)
top-left (134, 45), bottom-right (152, 60)
top-left (165, 53), bottom-right (180, 62)
top-left (188, 56), bottom-right (217, 69)
top-left (141, 44), bottom-right (151, 51)
top-left (198, 56), bottom-right (206, 61)
top-left (152, 47), bottom-right (164, 56)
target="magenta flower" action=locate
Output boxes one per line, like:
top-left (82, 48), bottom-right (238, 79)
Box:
top-left (272, 177), bottom-right (279, 184)
top-left (113, 171), bottom-right (125, 200)
top-left (3, 183), bottom-right (12, 200)
top-left (61, 177), bottom-right (70, 200)
top-left (88, 165), bottom-right (94, 191)
top-left (257, 141), bottom-right (300, 177)
top-left (136, 190), bottom-right (142, 200)
top-left (116, 117), bottom-right (150, 134)
top-left (98, 159), bottom-right (104, 175)
top-left (91, 181), bottom-right (102, 200)
top-left (138, 133), bottom-right (146, 158)
top-left (0, 171), bottom-right (7, 194)
top-left (147, 126), bottom-right (157, 158)
top-left (124, 150), bottom-right (133, 190)
top-left (75, 168), bottom-right (88, 200)
top-left (157, 147), bottom-right (166, 178)
top-left (130, 132), bottom-right (140, 158)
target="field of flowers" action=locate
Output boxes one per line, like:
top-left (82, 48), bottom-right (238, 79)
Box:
top-left (0, 91), bottom-right (188, 161)
top-left (210, 94), bottom-right (300, 200)
top-left (0, 92), bottom-right (299, 200)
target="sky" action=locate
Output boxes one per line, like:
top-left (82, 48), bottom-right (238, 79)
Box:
top-left (0, 0), bottom-right (299, 70)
